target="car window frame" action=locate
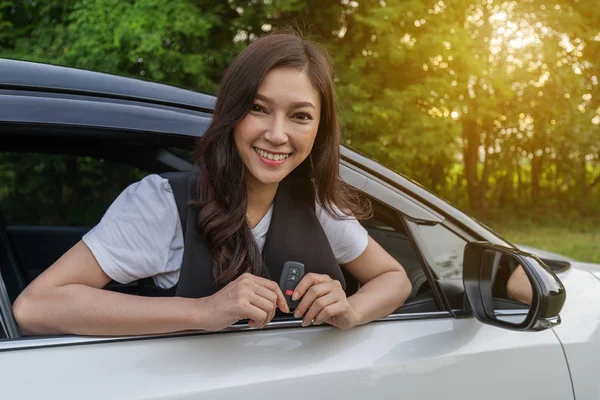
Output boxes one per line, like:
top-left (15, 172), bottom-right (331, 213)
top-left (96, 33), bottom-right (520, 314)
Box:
top-left (0, 202), bottom-right (453, 350)
top-left (404, 219), bottom-right (473, 313)
top-left (0, 272), bottom-right (14, 338)
top-left (0, 127), bottom-right (456, 350)
top-left (407, 218), bottom-right (534, 316)
top-left (409, 220), bottom-right (472, 280)
top-left (0, 225), bottom-right (19, 340)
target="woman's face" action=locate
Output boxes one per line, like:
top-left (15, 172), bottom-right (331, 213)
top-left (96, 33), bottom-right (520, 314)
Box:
top-left (234, 67), bottom-right (321, 189)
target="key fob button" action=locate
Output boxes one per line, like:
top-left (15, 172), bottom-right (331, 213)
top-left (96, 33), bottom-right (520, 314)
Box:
top-left (289, 274), bottom-right (298, 281)
top-left (290, 267), bottom-right (299, 275)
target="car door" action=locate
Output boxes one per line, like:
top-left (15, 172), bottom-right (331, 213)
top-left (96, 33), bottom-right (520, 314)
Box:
top-left (0, 312), bottom-right (573, 399)
top-left (1, 140), bottom-right (573, 399)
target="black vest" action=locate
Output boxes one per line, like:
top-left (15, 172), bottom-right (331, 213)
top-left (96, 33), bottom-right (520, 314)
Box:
top-left (149, 168), bottom-right (351, 298)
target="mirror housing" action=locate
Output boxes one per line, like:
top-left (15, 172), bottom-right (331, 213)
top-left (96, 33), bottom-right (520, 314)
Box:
top-left (463, 241), bottom-right (566, 331)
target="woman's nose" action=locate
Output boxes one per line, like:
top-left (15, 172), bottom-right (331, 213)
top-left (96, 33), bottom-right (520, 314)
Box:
top-left (264, 115), bottom-right (288, 145)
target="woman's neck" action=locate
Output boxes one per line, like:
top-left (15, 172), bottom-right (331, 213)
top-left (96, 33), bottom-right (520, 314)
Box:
top-left (245, 174), bottom-right (278, 229)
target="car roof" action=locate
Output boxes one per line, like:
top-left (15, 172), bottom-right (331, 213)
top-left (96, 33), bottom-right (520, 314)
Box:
top-left (0, 58), bottom-right (215, 113)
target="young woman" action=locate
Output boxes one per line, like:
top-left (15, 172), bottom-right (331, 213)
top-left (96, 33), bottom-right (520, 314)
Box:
top-left (13, 31), bottom-right (412, 336)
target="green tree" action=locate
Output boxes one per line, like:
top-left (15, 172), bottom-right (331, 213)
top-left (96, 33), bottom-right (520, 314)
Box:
top-left (270, 0), bottom-right (600, 213)
top-left (2, 0), bottom-right (599, 217)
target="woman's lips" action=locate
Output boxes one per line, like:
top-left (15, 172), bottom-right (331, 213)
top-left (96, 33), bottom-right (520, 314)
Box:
top-left (254, 147), bottom-right (291, 166)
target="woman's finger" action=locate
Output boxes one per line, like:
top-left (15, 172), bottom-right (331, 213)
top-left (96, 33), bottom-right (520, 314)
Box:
top-left (302, 292), bottom-right (340, 327)
top-left (294, 282), bottom-right (332, 319)
top-left (313, 302), bottom-right (346, 325)
top-left (244, 299), bottom-right (270, 328)
top-left (291, 273), bottom-right (330, 302)
top-left (252, 283), bottom-right (278, 308)
top-left (248, 293), bottom-right (276, 326)
top-left (246, 274), bottom-right (290, 313)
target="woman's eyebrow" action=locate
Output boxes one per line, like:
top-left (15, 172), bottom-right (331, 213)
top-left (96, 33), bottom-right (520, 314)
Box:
top-left (255, 93), bottom-right (316, 109)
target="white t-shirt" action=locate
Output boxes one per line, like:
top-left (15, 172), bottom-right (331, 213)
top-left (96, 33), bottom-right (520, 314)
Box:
top-left (82, 174), bottom-right (369, 289)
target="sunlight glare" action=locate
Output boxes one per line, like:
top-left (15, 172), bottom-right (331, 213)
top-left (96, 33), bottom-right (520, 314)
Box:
top-left (488, 3), bottom-right (541, 60)
top-left (490, 11), bottom-right (507, 22)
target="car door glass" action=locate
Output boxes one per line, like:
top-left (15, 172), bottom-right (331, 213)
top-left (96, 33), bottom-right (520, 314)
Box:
top-left (0, 152), bottom-right (147, 226)
top-left (360, 205), bottom-right (430, 299)
top-left (417, 224), bottom-right (467, 279)
top-left (0, 151), bottom-right (149, 302)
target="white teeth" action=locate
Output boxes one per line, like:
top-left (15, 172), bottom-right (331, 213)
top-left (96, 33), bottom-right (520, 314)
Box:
top-left (255, 148), bottom-right (289, 162)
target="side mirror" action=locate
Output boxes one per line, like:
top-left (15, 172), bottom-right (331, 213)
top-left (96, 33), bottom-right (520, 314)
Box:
top-left (463, 241), bottom-right (566, 331)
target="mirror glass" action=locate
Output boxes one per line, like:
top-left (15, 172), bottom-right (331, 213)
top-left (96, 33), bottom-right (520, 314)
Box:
top-left (480, 249), bottom-right (533, 325)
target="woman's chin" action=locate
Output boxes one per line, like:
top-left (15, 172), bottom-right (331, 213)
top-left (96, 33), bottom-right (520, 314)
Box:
top-left (257, 174), bottom-right (287, 186)
top-left (246, 168), bottom-right (289, 188)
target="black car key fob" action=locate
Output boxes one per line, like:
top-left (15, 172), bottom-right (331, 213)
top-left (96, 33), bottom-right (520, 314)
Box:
top-left (278, 261), bottom-right (305, 312)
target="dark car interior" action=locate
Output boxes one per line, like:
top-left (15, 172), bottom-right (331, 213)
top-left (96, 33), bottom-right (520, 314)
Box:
top-left (0, 127), bottom-right (537, 340)
top-left (0, 128), bottom-right (479, 338)
top-left (0, 167), bottom-right (438, 305)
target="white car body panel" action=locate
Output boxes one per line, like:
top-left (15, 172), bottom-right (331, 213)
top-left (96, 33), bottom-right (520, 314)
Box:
top-left (516, 244), bottom-right (574, 262)
top-left (512, 245), bottom-right (600, 398)
top-left (2, 314), bottom-right (573, 399)
top-left (552, 263), bottom-right (600, 400)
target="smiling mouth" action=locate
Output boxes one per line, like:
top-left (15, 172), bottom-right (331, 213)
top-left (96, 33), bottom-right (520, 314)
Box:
top-left (253, 147), bottom-right (292, 161)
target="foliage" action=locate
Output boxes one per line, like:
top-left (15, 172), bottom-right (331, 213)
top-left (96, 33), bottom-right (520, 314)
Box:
top-left (324, 0), bottom-right (600, 216)
top-left (0, 153), bottom-right (146, 225)
top-left (1, 0), bottom-right (599, 224)
top-left (1, 0), bottom-right (260, 93)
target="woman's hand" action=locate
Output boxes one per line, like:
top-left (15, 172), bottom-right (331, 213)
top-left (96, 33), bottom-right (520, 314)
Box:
top-left (292, 273), bottom-right (360, 330)
top-left (199, 273), bottom-right (289, 331)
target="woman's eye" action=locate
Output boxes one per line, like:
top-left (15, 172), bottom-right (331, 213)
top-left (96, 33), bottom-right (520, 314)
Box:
top-left (294, 112), bottom-right (313, 121)
top-left (251, 104), bottom-right (266, 113)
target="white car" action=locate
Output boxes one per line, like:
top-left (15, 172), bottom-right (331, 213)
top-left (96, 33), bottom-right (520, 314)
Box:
top-left (1, 59), bottom-right (599, 399)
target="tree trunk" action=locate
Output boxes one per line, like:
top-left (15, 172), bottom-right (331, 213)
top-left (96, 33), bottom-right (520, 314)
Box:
top-left (498, 157), bottom-right (512, 208)
top-left (531, 152), bottom-right (543, 204)
top-left (553, 162), bottom-right (558, 196)
top-left (463, 118), bottom-right (482, 209)
top-left (429, 159), bottom-right (445, 193)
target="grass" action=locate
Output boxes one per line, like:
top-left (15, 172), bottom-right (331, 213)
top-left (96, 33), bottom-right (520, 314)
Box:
top-left (470, 210), bottom-right (600, 264)
top-left (491, 225), bottom-right (599, 263)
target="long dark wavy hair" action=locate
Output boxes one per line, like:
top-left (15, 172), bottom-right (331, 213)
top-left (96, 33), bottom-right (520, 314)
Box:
top-left (193, 30), bottom-right (371, 287)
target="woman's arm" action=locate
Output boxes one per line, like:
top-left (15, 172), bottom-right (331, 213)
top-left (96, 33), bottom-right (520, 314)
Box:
top-left (506, 265), bottom-right (533, 305)
top-left (292, 236), bottom-right (412, 329)
top-left (341, 236), bottom-right (412, 325)
top-left (13, 241), bottom-right (205, 336)
top-left (13, 241), bottom-right (287, 336)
